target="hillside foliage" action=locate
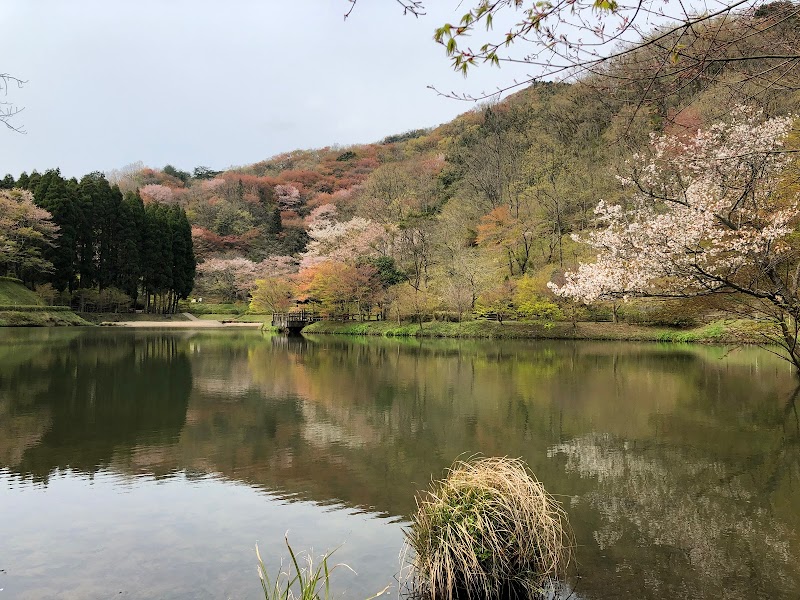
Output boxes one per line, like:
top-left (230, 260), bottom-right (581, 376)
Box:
top-left (3, 4), bottom-right (799, 327)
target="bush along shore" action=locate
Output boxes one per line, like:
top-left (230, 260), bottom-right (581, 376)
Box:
top-left (301, 318), bottom-right (773, 345)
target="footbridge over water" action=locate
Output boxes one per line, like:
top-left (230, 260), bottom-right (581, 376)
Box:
top-left (271, 311), bottom-right (323, 333)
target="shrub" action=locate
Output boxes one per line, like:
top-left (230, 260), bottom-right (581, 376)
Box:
top-left (404, 457), bottom-right (572, 600)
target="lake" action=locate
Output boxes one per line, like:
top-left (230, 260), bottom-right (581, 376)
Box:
top-left (0, 328), bottom-right (798, 599)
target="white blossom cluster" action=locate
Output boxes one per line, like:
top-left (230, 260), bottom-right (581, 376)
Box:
top-left (551, 106), bottom-right (797, 303)
top-left (196, 256), bottom-right (297, 297)
top-left (301, 212), bottom-right (387, 269)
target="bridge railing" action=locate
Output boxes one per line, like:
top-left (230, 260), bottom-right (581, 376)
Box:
top-left (272, 311), bottom-right (383, 325)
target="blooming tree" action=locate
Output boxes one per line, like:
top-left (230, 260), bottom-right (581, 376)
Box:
top-left (195, 256), bottom-right (297, 302)
top-left (139, 184), bottom-right (175, 205)
top-left (0, 189), bottom-right (59, 278)
top-left (304, 203), bottom-right (338, 228)
top-left (550, 106), bottom-right (800, 367)
top-left (301, 213), bottom-right (387, 269)
top-left (274, 184), bottom-right (302, 211)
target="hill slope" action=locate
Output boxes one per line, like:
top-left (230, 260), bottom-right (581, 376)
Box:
top-left (0, 278), bottom-right (44, 306)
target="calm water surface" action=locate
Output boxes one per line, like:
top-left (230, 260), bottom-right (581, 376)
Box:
top-left (0, 328), bottom-right (798, 599)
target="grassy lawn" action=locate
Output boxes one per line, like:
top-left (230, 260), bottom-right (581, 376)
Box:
top-left (0, 278), bottom-right (44, 306)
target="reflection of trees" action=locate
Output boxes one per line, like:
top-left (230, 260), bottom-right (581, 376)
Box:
top-left (163, 336), bottom-right (799, 520)
top-left (549, 390), bottom-right (800, 599)
top-left (3, 330), bottom-right (799, 597)
top-left (0, 332), bottom-right (192, 482)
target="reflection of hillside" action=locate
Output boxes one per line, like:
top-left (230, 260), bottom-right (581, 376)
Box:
top-left (170, 336), bottom-right (799, 598)
top-left (2, 330), bottom-right (798, 599)
top-left (121, 336), bottom-right (797, 516)
top-left (550, 424), bottom-right (800, 598)
top-left (0, 332), bottom-right (192, 482)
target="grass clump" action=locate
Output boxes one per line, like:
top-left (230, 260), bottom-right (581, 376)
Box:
top-left (404, 457), bottom-right (572, 600)
top-left (256, 536), bottom-right (389, 600)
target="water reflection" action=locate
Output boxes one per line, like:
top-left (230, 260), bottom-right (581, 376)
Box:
top-left (0, 329), bottom-right (798, 599)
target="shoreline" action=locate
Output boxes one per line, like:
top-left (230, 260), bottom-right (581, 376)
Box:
top-left (301, 319), bottom-right (771, 345)
top-left (99, 320), bottom-right (263, 328)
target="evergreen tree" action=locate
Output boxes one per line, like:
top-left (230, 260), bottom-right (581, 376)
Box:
top-left (27, 170), bottom-right (41, 192)
top-left (115, 191), bottom-right (145, 303)
top-left (142, 204), bottom-right (173, 313)
top-left (267, 207), bottom-right (283, 235)
top-left (167, 206), bottom-right (195, 312)
top-left (34, 170), bottom-right (79, 291)
top-left (75, 174), bottom-right (102, 289)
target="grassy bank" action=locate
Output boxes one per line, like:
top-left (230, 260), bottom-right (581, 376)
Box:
top-left (0, 309), bottom-right (90, 327)
top-left (302, 318), bottom-right (772, 344)
top-left (0, 278), bottom-right (90, 326)
top-left (0, 277), bottom-right (44, 305)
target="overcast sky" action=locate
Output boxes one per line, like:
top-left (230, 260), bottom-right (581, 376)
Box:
top-left (0, 0), bottom-right (536, 178)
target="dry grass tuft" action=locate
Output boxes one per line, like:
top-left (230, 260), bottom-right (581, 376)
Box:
top-left (403, 457), bottom-right (573, 600)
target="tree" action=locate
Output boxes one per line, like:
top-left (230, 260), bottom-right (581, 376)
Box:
top-left (301, 214), bottom-right (386, 269)
top-left (193, 166), bottom-right (222, 180)
top-left (115, 191), bottom-right (146, 302)
top-left (250, 277), bottom-right (295, 314)
top-left (33, 169), bottom-right (79, 291)
top-left (476, 280), bottom-right (516, 324)
top-left (550, 106), bottom-right (800, 369)
top-left (163, 165), bottom-right (190, 183)
top-left (140, 184), bottom-right (175, 205)
top-left (0, 189), bottom-right (59, 280)
top-left (300, 260), bottom-right (380, 317)
top-left (428, 1), bottom-right (800, 101)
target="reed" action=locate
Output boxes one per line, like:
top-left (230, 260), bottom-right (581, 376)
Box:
top-left (256, 535), bottom-right (390, 600)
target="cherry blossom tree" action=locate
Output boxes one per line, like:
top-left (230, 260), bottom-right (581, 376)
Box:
top-left (301, 213), bottom-right (388, 269)
top-left (139, 184), bottom-right (175, 205)
top-left (274, 184), bottom-right (302, 211)
top-left (0, 189), bottom-right (59, 279)
top-left (550, 106), bottom-right (800, 368)
top-left (304, 203), bottom-right (338, 228)
top-left (195, 256), bottom-right (297, 302)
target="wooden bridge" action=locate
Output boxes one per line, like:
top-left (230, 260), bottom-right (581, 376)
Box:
top-left (271, 310), bottom-right (323, 333)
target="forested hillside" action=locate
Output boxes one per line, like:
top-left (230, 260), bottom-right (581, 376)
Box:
top-left (163, 3), bottom-right (800, 324)
top-left (2, 2), bottom-right (798, 323)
